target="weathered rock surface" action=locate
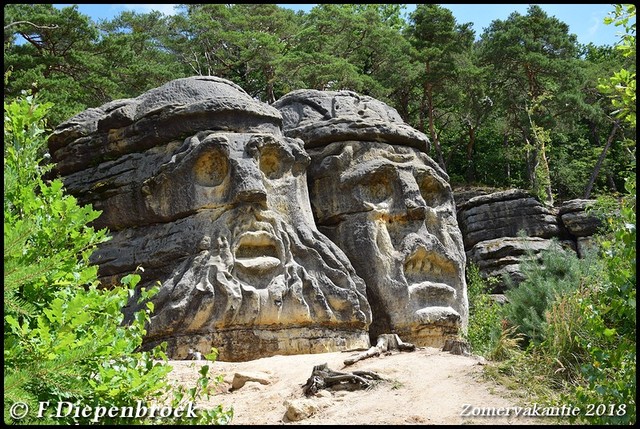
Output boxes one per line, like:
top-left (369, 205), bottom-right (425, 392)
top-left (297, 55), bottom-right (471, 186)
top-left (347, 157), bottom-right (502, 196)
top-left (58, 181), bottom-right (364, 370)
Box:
top-left (455, 189), bottom-right (561, 291)
top-left (48, 76), bottom-right (372, 361)
top-left (457, 189), bottom-right (561, 250)
top-left (274, 89), bottom-right (468, 348)
top-left (274, 88), bottom-right (430, 152)
top-left (455, 189), bottom-right (605, 291)
top-left (466, 237), bottom-right (564, 292)
top-left (231, 371), bottom-right (273, 390)
top-left (558, 199), bottom-right (603, 237)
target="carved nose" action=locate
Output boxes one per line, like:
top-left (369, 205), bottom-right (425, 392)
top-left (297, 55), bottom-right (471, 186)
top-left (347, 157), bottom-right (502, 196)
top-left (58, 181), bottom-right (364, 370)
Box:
top-left (231, 160), bottom-right (267, 204)
top-left (234, 187), bottom-right (267, 203)
top-left (405, 200), bottom-right (427, 220)
top-left (398, 170), bottom-right (427, 220)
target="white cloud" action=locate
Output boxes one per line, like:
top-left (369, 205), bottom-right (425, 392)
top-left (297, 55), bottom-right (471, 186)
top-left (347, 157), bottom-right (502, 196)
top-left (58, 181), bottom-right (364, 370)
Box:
top-left (587, 15), bottom-right (601, 39)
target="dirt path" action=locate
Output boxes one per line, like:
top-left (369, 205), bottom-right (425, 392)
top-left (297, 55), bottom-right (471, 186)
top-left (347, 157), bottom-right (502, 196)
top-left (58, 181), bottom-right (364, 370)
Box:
top-left (167, 346), bottom-right (553, 425)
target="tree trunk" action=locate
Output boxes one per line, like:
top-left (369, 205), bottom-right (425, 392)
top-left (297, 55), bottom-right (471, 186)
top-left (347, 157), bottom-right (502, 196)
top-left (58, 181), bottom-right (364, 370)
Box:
top-left (302, 363), bottom-right (383, 396)
top-left (525, 136), bottom-right (535, 189)
top-left (465, 124), bottom-right (476, 183)
top-left (606, 172), bottom-right (618, 193)
top-left (503, 133), bottom-right (511, 182)
top-left (427, 84), bottom-right (446, 172)
top-left (584, 121), bottom-right (620, 199)
top-left (538, 136), bottom-right (554, 206)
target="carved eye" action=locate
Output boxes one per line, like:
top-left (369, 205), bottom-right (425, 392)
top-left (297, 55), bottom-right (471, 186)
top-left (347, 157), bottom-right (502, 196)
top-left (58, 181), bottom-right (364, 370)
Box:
top-left (193, 149), bottom-right (228, 187)
top-left (357, 173), bottom-right (393, 205)
top-left (418, 173), bottom-right (447, 207)
top-left (259, 146), bottom-right (286, 179)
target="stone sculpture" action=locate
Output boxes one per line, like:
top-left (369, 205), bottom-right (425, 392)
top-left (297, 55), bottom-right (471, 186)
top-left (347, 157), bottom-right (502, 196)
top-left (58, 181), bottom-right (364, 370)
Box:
top-left (47, 77), bottom-right (372, 361)
top-left (273, 90), bottom-right (468, 347)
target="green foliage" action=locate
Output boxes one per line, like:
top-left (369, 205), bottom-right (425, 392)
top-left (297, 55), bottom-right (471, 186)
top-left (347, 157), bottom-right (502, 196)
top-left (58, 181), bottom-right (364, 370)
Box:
top-left (483, 177), bottom-right (635, 424)
top-left (463, 264), bottom-right (503, 357)
top-left (4, 91), bottom-right (232, 425)
top-left (549, 135), bottom-right (598, 198)
top-left (541, 286), bottom-right (602, 384)
top-left (598, 4), bottom-right (636, 128)
top-left (525, 94), bottom-right (554, 205)
top-left (503, 242), bottom-right (597, 346)
top-left (478, 5), bottom-right (592, 195)
top-left (4, 91), bottom-right (107, 316)
top-left (582, 18), bottom-right (637, 419)
top-left (568, 177), bottom-right (636, 424)
top-left (3, 4), bottom-right (186, 125)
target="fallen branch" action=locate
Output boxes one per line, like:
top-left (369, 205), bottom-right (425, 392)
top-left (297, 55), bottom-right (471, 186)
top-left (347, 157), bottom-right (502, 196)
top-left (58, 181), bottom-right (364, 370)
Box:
top-left (343, 333), bottom-right (415, 366)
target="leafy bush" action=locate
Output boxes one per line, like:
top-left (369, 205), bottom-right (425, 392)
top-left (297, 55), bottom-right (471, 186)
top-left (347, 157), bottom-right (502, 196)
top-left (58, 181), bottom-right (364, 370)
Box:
top-left (568, 176), bottom-right (636, 425)
top-left (4, 90), bottom-right (233, 425)
top-left (485, 179), bottom-right (635, 424)
top-left (541, 286), bottom-right (601, 384)
top-left (463, 264), bottom-right (503, 357)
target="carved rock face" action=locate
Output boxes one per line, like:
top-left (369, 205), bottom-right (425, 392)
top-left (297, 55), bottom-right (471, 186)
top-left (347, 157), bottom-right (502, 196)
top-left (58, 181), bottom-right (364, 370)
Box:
top-left (274, 90), bottom-right (468, 346)
top-left (48, 77), bottom-right (372, 361)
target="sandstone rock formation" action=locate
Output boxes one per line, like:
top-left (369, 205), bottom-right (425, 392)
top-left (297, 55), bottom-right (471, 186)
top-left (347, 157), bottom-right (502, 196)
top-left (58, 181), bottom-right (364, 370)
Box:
top-left (456, 189), bottom-right (562, 292)
top-left (48, 76), bottom-right (372, 361)
top-left (274, 89), bottom-right (468, 348)
top-left (558, 199), bottom-right (604, 258)
top-left (455, 188), bottom-right (604, 292)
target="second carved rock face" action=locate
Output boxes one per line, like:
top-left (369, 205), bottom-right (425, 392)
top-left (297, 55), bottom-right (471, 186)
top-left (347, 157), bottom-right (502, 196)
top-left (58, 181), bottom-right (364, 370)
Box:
top-left (275, 90), bottom-right (468, 347)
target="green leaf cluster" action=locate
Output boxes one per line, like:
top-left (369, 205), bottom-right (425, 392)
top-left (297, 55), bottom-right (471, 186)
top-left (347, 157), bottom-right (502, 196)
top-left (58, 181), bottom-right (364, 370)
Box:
top-left (463, 264), bottom-right (503, 358)
top-left (4, 90), bottom-right (232, 425)
top-left (598, 4), bottom-right (636, 128)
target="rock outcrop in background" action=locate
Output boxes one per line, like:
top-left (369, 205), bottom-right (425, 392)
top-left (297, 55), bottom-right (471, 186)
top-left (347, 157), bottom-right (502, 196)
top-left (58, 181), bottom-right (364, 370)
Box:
top-left (274, 90), bottom-right (468, 348)
top-left (454, 187), bottom-right (603, 292)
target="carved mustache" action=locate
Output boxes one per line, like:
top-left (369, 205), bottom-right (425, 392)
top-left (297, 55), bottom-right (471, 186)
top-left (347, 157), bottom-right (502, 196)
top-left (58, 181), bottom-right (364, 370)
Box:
top-left (400, 233), bottom-right (458, 277)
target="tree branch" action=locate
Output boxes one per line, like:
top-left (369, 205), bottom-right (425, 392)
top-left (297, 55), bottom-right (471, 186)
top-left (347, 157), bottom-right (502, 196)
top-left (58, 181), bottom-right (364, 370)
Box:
top-left (4, 21), bottom-right (59, 31)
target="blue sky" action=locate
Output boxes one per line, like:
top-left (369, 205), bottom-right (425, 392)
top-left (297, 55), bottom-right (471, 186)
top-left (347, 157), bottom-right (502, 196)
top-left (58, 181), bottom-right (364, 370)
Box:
top-left (52, 4), bottom-right (629, 47)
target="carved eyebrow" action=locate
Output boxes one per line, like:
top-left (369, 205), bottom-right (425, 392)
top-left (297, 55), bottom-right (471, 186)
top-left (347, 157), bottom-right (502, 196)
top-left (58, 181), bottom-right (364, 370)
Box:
top-left (378, 152), bottom-right (416, 163)
top-left (167, 133), bottom-right (230, 171)
top-left (340, 159), bottom-right (400, 183)
top-left (199, 135), bottom-right (231, 155)
top-left (340, 158), bottom-right (449, 188)
top-left (246, 135), bottom-right (289, 154)
top-left (257, 140), bottom-right (296, 163)
top-left (413, 165), bottom-right (448, 185)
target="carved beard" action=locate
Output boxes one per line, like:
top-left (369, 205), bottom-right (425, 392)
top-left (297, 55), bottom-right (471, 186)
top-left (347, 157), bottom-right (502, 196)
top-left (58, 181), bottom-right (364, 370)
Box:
top-left (319, 214), bottom-right (464, 340)
top-left (142, 206), bottom-right (371, 343)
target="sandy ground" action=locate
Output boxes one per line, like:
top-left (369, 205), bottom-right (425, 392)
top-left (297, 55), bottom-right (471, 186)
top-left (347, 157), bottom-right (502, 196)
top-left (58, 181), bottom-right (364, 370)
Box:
top-left (165, 346), bottom-right (557, 425)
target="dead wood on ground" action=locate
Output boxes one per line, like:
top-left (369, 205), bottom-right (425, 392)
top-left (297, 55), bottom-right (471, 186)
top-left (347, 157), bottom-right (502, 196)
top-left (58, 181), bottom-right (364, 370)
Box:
top-left (302, 363), bottom-right (384, 396)
top-left (343, 333), bottom-right (415, 366)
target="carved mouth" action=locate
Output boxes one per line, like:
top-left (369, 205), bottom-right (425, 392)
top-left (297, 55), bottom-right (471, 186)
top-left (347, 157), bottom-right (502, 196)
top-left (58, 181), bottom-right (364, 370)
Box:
top-left (233, 231), bottom-right (282, 271)
top-left (404, 247), bottom-right (457, 306)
